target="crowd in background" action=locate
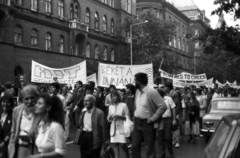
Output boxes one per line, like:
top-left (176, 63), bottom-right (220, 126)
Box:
top-left (0, 76), bottom-right (240, 158)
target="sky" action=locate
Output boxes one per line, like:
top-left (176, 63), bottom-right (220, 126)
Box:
top-left (193, 0), bottom-right (240, 28)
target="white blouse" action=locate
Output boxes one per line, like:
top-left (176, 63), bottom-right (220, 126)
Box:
top-left (35, 121), bottom-right (66, 156)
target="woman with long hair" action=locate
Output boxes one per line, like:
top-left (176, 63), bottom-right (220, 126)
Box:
top-left (28, 94), bottom-right (66, 158)
top-left (0, 94), bottom-right (14, 158)
top-left (108, 91), bottom-right (129, 158)
top-left (186, 92), bottom-right (200, 144)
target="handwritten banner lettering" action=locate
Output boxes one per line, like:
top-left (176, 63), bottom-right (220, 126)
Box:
top-left (31, 60), bottom-right (87, 84)
top-left (98, 63), bottom-right (153, 88)
top-left (160, 69), bottom-right (207, 81)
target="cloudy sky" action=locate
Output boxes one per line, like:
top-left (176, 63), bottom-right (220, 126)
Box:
top-left (193, 0), bottom-right (240, 28)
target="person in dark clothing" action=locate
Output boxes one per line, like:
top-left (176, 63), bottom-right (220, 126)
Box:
top-left (0, 94), bottom-right (14, 158)
top-left (186, 92), bottom-right (200, 144)
top-left (125, 84), bottom-right (135, 120)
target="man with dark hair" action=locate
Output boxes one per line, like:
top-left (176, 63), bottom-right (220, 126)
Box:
top-left (132, 73), bottom-right (167, 158)
top-left (69, 81), bottom-right (84, 127)
top-left (105, 85), bottom-right (116, 107)
top-left (164, 82), bottom-right (182, 148)
top-left (4, 81), bottom-right (12, 95)
top-left (50, 82), bottom-right (65, 109)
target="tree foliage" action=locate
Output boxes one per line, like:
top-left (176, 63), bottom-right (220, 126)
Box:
top-left (121, 9), bottom-right (177, 77)
top-left (212, 0), bottom-right (240, 19)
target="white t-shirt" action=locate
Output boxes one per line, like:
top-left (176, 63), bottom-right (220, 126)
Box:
top-left (162, 96), bottom-right (176, 118)
top-left (35, 121), bottom-right (66, 155)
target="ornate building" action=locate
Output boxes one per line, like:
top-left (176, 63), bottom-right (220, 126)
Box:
top-left (0, 0), bottom-right (136, 86)
top-left (137, 0), bottom-right (194, 74)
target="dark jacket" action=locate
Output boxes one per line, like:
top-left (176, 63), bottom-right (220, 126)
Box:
top-left (187, 99), bottom-right (200, 127)
top-left (0, 111), bottom-right (13, 158)
top-left (79, 107), bottom-right (105, 149)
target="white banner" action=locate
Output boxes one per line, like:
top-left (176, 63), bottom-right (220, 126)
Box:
top-left (87, 73), bottom-right (97, 87)
top-left (160, 69), bottom-right (207, 81)
top-left (98, 63), bottom-right (153, 89)
top-left (173, 78), bottom-right (213, 88)
top-left (31, 60), bottom-right (87, 84)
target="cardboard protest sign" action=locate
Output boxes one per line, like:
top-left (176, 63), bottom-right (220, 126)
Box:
top-left (98, 63), bottom-right (153, 89)
top-left (173, 78), bottom-right (213, 88)
top-left (87, 73), bottom-right (97, 87)
top-left (160, 69), bottom-right (207, 81)
top-left (31, 60), bottom-right (87, 84)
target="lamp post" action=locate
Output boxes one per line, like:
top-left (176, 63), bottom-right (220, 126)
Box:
top-left (130, 20), bottom-right (148, 65)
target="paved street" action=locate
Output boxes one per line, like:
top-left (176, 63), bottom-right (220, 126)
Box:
top-left (66, 126), bottom-right (207, 158)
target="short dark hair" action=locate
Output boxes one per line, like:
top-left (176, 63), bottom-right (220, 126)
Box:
top-left (85, 84), bottom-right (94, 92)
top-left (76, 81), bottom-right (83, 87)
top-left (134, 73), bottom-right (148, 85)
top-left (126, 84), bottom-right (136, 94)
top-left (157, 88), bottom-right (165, 98)
top-left (50, 82), bottom-right (61, 90)
top-left (0, 94), bottom-right (14, 109)
top-left (4, 81), bottom-right (12, 89)
top-left (195, 88), bottom-right (202, 95)
top-left (88, 81), bottom-right (95, 88)
top-left (164, 82), bottom-right (173, 90)
top-left (109, 84), bottom-right (116, 90)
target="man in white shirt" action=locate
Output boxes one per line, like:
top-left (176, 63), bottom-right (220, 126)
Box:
top-left (157, 88), bottom-right (176, 158)
top-left (79, 94), bottom-right (106, 158)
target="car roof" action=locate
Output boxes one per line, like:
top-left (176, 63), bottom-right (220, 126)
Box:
top-left (222, 114), bottom-right (240, 125)
top-left (211, 97), bottom-right (240, 102)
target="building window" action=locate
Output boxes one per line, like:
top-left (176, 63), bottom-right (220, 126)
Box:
top-left (58, 0), bottom-right (64, 18)
top-left (14, 25), bottom-right (22, 45)
top-left (86, 42), bottom-right (90, 58)
top-left (126, 0), bottom-right (131, 13)
top-left (45, 33), bottom-right (52, 51)
top-left (95, 44), bottom-right (100, 59)
top-left (169, 38), bottom-right (172, 46)
top-left (74, 4), bottom-right (79, 19)
top-left (112, 0), bottom-right (115, 8)
top-left (182, 39), bottom-right (185, 51)
top-left (103, 46), bottom-right (107, 60)
top-left (111, 49), bottom-right (115, 62)
top-left (111, 19), bottom-right (114, 34)
top-left (186, 41), bottom-right (189, 53)
top-left (46, 0), bottom-right (52, 14)
top-left (103, 15), bottom-right (107, 33)
top-left (178, 37), bottom-right (181, 50)
top-left (59, 36), bottom-right (64, 53)
top-left (109, 0), bottom-right (112, 6)
top-left (173, 35), bottom-right (176, 48)
top-left (17, 0), bottom-right (22, 5)
top-left (31, 29), bottom-right (38, 47)
top-left (94, 12), bottom-right (99, 30)
top-left (104, 0), bottom-right (107, 4)
top-left (70, 4), bottom-right (74, 19)
top-left (85, 8), bottom-right (90, 25)
top-left (31, 0), bottom-right (37, 11)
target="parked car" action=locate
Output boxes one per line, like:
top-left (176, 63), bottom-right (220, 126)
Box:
top-left (201, 97), bottom-right (240, 142)
top-left (204, 114), bottom-right (240, 158)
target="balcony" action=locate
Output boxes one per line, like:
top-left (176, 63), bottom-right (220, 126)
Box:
top-left (69, 19), bottom-right (89, 32)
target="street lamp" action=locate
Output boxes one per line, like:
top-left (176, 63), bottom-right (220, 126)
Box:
top-left (130, 20), bottom-right (148, 65)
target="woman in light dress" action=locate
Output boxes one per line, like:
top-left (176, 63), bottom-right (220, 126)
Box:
top-left (28, 94), bottom-right (66, 158)
top-left (108, 91), bottom-right (129, 158)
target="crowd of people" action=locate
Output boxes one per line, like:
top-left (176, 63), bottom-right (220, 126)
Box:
top-left (0, 74), bottom-right (239, 158)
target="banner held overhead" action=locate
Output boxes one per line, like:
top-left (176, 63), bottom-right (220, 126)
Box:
top-left (98, 62), bottom-right (153, 89)
top-left (159, 69), bottom-right (207, 81)
top-left (31, 60), bottom-right (87, 84)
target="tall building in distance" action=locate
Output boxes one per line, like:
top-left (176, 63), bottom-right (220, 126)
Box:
top-left (137, 0), bottom-right (195, 73)
top-left (0, 0), bottom-right (136, 85)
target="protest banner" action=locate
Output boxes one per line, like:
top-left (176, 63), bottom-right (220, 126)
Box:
top-left (98, 62), bottom-right (153, 89)
top-left (87, 73), bottom-right (97, 87)
top-left (159, 69), bottom-right (207, 81)
top-left (173, 78), bottom-right (213, 88)
top-left (31, 60), bottom-right (87, 84)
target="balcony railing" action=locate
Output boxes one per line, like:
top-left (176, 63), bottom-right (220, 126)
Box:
top-left (69, 19), bottom-right (89, 32)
